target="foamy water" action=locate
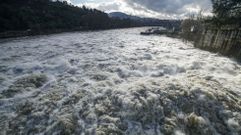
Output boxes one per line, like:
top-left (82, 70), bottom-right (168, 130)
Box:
top-left (0, 28), bottom-right (240, 135)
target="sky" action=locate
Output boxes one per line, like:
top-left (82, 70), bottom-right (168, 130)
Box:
top-left (66, 0), bottom-right (213, 19)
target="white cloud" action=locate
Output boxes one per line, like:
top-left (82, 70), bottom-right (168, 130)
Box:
top-left (71, 0), bottom-right (213, 19)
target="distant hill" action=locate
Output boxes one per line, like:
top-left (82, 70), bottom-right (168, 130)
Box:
top-left (109, 12), bottom-right (181, 29)
top-left (109, 12), bottom-right (141, 20)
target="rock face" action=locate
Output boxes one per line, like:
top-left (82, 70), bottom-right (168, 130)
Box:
top-left (195, 28), bottom-right (241, 61)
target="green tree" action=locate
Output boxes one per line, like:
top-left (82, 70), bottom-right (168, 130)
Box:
top-left (211, 0), bottom-right (241, 18)
top-left (211, 0), bottom-right (241, 26)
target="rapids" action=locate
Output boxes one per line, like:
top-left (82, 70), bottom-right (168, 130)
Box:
top-left (0, 28), bottom-right (240, 135)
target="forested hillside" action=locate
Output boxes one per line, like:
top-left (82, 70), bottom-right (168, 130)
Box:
top-left (0, 0), bottom-right (139, 33)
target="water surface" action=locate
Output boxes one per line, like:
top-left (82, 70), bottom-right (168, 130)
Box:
top-left (0, 28), bottom-right (240, 135)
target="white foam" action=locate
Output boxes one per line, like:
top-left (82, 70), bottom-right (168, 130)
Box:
top-left (0, 27), bottom-right (241, 135)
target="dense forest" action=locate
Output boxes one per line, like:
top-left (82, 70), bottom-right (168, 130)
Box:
top-left (0, 0), bottom-right (141, 33)
top-left (210, 0), bottom-right (241, 26)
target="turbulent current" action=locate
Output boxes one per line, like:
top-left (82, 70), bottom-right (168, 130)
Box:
top-left (0, 28), bottom-right (241, 135)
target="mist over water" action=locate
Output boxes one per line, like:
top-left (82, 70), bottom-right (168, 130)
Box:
top-left (0, 28), bottom-right (240, 135)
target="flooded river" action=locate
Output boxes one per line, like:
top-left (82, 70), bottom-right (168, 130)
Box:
top-left (0, 28), bottom-right (240, 135)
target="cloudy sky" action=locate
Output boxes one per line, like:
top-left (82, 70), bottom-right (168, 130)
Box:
top-left (67, 0), bottom-right (213, 19)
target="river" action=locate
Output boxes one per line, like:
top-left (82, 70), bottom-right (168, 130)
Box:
top-left (0, 28), bottom-right (240, 135)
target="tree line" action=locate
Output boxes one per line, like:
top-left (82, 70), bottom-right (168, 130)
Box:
top-left (0, 0), bottom-right (140, 33)
top-left (181, 0), bottom-right (241, 34)
top-left (211, 0), bottom-right (241, 26)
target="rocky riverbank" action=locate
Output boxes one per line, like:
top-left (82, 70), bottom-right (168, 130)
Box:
top-left (194, 28), bottom-right (241, 61)
top-left (0, 28), bottom-right (86, 39)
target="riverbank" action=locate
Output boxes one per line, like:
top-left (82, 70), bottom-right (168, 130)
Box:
top-left (0, 28), bottom-right (110, 39)
top-left (180, 25), bottom-right (241, 62)
top-left (0, 25), bottom-right (149, 39)
top-left (195, 28), bottom-right (241, 61)
top-left (0, 28), bottom-right (86, 39)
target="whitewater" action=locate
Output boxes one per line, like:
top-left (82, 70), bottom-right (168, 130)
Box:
top-left (0, 28), bottom-right (240, 135)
